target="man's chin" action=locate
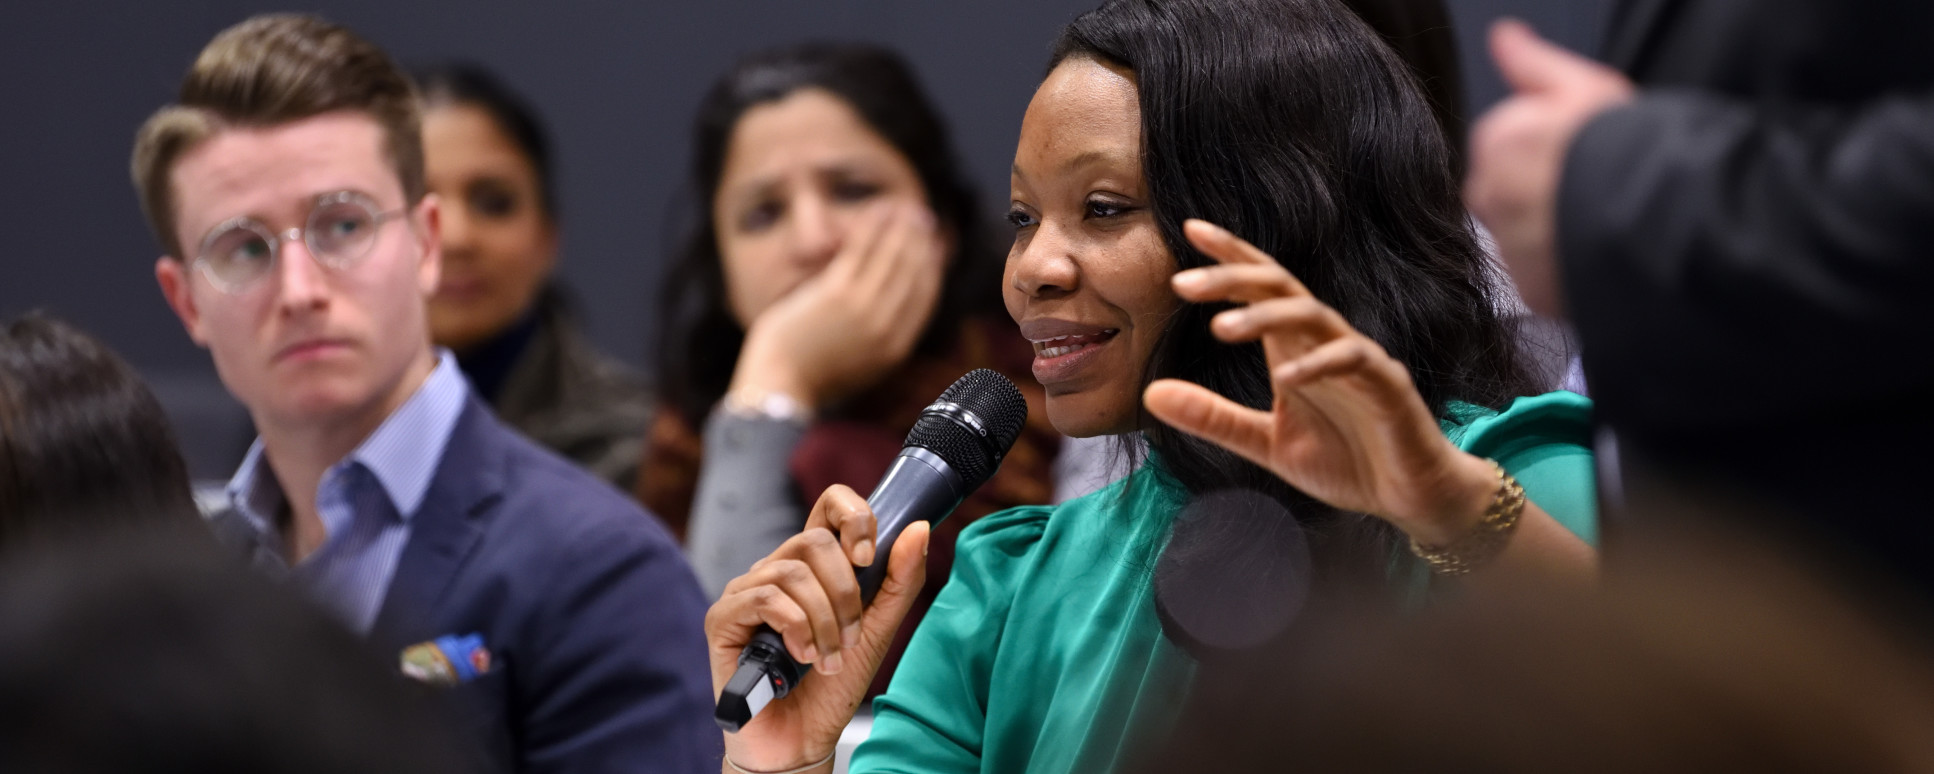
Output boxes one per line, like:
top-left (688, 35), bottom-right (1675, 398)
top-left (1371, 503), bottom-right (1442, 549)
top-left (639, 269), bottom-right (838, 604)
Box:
top-left (259, 382), bottom-right (374, 426)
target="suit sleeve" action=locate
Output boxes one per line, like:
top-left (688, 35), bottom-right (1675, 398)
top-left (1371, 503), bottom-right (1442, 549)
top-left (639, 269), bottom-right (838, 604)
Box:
top-left (1556, 89), bottom-right (1934, 431)
top-left (517, 515), bottom-right (720, 774)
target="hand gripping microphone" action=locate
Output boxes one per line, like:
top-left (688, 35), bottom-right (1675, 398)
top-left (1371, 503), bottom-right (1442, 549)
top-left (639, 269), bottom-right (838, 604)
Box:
top-left (716, 368), bottom-right (1028, 732)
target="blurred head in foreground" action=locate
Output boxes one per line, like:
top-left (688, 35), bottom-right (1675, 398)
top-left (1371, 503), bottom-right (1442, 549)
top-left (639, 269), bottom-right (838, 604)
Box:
top-left (0, 529), bottom-right (464, 774)
top-left (0, 312), bottom-right (199, 550)
top-left (1143, 526), bottom-right (1934, 773)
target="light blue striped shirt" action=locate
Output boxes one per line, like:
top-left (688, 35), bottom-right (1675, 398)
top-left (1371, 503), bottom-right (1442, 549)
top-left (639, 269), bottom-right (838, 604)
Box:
top-left (225, 349), bottom-right (469, 634)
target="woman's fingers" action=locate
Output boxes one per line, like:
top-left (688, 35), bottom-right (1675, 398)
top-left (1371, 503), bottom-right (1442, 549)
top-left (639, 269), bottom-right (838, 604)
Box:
top-left (807, 484), bottom-right (878, 566)
top-left (1182, 219), bottom-right (1312, 291)
top-left (790, 528), bottom-right (866, 654)
top-left (719, 528), bottom-right (862, 673)
top-left (716, 559), bottom-right (841, 672)
top-left (865, 213), bottom-right (947, 350)
top-left (1275, 335), bottom-right (1420, 408)
top-left (822, 203), bottom-right (896, 285)
top-left (1273, 336), bottom-right (1377, 389)
top-left (1143, 378), bottom-right (1275, 469)
top-left (1172, 263), bottom-right (1303, 304)
top-left (1211, 296), bottom-right (1348, 345)
top-left (858, 204), bottom-right (931, 293)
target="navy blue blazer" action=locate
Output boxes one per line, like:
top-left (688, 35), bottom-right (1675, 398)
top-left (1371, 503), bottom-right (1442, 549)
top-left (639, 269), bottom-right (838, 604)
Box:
top-left (214, 396), bottom-right (720, 773)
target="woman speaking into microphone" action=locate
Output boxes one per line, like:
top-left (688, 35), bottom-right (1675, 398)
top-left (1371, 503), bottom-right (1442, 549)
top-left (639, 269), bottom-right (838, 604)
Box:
top-left (703, 1), bottom-right (1601, 772)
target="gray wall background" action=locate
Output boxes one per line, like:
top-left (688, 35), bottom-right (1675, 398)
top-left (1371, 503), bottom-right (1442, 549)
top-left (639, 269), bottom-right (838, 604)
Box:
top-left (0, 0), bottom-right (1607, 478)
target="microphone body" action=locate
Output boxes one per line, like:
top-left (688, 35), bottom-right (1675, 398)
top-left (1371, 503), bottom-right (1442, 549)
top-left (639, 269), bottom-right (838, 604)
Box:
top-left (716, 370), bottom-right (1026, 733)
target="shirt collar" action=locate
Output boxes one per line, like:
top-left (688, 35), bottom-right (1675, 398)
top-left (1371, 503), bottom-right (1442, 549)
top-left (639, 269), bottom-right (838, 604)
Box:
top-left (225, 349), bottom-right (471, 528)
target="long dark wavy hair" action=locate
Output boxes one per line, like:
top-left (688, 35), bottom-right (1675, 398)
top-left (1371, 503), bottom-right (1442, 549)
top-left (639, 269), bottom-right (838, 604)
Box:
top-left (655, 42), bottom-right (1004, 427)
top-left (1052, 0), bottom-right (1539, 583)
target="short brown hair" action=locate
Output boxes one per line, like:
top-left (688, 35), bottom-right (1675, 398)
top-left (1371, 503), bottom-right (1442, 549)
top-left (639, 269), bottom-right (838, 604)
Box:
top-left (130, 14), bottom-right (424, 258)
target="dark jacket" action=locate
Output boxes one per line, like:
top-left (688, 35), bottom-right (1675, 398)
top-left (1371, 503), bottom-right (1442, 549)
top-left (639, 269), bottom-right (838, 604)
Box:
top-left (492, 295), bottom-right (653, 493)
top-left (1558, 0), bottom-right (1934, 586)
top-left (211, 396), bottom-right (718, 773)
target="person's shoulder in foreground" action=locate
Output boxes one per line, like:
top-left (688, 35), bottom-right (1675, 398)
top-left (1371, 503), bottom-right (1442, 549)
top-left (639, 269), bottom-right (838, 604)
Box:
top-left (375, 393), bottom-right (718, 773)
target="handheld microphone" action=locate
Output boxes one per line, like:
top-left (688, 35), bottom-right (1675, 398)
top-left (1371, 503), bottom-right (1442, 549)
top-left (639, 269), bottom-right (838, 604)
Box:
top-left (715, 368), bottom-right (1028, 732)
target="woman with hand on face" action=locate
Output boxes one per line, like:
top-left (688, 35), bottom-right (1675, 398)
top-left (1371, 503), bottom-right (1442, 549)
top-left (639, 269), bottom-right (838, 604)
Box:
top-left (415, 64), bottom-right (653, 492)
top-left (703, 2), bottom-right (1599, 773)
top-left (640, 43), bottom-right (1063, 695)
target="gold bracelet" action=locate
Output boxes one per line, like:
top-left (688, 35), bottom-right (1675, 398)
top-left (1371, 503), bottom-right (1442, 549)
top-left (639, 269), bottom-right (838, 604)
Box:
top-left (724, 750), bottom-right (835, 774)
top-left (1407, 459), bottom-right (1526, 576)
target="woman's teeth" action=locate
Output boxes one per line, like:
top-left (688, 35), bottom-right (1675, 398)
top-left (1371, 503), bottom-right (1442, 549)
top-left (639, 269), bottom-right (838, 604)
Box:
top-left (1033, 331), bottom-right (1116, 358)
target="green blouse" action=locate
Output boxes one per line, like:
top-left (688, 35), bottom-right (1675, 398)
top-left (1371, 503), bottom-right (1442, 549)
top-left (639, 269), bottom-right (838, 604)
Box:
top-left (849, 391), bottom-right (1599, 774)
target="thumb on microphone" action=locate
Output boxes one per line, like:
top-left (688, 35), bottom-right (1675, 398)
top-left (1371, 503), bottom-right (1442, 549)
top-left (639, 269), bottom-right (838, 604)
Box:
top-left (856, 520), bottom-right (930, 660)
top-left (1490, 18), bottom-right (1606, 95)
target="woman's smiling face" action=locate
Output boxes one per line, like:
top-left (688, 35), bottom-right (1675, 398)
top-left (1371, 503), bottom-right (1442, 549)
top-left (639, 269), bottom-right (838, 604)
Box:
top-left (1005, 56), bottom-right (1180, 438)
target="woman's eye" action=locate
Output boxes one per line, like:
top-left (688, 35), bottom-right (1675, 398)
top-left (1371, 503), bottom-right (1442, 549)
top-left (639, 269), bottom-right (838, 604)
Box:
top-left (1085, 199), bottom-right (1128, 219)
top-left (1006, 208), bottom-right (1037, 229)
top-left (470, 188), bottom-right (518, 218)
top-left (831, 181), bottom-right (881, 202)
top-left (739, 201), bottom-right (781, 232)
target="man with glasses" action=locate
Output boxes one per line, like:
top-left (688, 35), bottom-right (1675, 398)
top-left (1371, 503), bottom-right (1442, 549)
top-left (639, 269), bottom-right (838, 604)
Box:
top-left (134, 15), bottom-right (717, 773)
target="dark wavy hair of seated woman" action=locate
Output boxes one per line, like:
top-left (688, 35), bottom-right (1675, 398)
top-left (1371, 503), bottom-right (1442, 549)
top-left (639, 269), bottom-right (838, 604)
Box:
top-left (1052, 0), bottom-right (1541, 589)
top-left (0, 313), bottom-right (201, 549)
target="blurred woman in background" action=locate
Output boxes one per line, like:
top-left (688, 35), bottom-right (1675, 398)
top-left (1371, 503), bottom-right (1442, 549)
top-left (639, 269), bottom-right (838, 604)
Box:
top-left (415, 64), bottom-right (652, 491)
top-left (641, 42), bottom-right (1065, 694)
top-left (0, 313), bottom-right (200, 550)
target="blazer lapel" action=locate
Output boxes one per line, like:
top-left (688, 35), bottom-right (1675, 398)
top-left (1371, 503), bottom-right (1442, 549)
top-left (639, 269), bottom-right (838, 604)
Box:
top-left (369, 397), bottom-right (507, 650)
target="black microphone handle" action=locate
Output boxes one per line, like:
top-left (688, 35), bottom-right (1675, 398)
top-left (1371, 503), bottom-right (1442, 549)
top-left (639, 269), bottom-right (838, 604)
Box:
top-left (853, 447), bottom-right (967, 603)
top-left (717, 447), bottom-right (968, 732)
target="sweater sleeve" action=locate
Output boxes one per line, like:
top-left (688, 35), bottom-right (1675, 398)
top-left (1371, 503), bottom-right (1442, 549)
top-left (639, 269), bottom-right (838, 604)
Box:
top-left (683, 408), bottom-right (809, 599)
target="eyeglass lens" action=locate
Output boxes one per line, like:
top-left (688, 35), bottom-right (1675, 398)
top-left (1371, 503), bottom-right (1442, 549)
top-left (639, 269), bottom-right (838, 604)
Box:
top-left (200, 196), bottom-right (383, 288)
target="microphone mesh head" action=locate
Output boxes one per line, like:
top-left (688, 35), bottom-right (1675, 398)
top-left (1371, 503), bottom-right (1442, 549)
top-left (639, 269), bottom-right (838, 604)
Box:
top-left (905, 369), bottom-right (1028, 488)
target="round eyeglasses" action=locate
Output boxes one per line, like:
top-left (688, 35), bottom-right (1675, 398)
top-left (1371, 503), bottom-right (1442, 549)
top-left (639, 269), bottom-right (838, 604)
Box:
top-left (193, 191), bottom-right (408, 294)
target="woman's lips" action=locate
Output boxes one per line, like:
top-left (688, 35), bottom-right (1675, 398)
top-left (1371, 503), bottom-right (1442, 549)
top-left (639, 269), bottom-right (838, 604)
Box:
top-left (435, 278), bottom-right (487, 301)
top-left (1029, 329), bottom-right (1119, 384)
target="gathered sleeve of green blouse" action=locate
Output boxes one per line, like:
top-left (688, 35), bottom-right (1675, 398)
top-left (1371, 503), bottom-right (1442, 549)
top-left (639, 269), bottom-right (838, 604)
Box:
top-left (1444, 390), bottom-right (1599, 545)
top-left (855, 506), bottom-right (1054, 774)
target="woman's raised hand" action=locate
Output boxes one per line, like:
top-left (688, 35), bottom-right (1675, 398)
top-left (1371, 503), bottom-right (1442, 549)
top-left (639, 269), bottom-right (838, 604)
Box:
top-left (1142, 219), bottom-right (1499, 545)
top-left (704, 484), bottom-right (931, 772)
top-left (731, 203), bottom-right (948, 412)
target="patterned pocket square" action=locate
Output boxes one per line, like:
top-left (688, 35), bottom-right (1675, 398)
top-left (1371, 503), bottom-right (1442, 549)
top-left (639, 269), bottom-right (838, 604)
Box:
top-left (400, 633), bottom-right (493, 687)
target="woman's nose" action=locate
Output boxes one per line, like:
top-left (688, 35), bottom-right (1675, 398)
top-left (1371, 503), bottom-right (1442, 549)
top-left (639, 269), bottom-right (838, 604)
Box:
top-left (1009, 222), bottom-right (1079, 299)
top-left (786, 194), bottom-right (841, 269)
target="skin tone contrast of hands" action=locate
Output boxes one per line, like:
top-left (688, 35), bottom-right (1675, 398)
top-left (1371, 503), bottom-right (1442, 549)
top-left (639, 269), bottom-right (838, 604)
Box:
top-left (1465, 19), bottom-right (1635, 319)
